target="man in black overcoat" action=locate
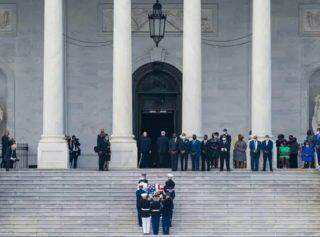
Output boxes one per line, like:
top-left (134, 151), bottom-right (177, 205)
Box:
top-left (157, 131), bottom-right (169, 168)
top-left (139, 131), bottom-right (151, 168)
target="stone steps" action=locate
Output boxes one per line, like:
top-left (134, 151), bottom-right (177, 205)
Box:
top-left (1, 170), bottom-right (320, 236)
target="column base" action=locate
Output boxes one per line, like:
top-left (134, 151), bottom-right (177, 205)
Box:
top-left (110, 136), bottom-right (137, 170)
top-left (37, 136), bottom-right (69, 169)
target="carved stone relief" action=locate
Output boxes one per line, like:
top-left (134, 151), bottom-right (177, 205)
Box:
top-left (0, 4), bottom-right (17, 36)
top-left (300, 4), bottom-right (320, 36)
top-left (98, 4), bottom-right (218, 35)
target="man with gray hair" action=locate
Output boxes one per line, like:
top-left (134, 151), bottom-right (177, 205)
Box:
top-left (157, 131), bottom-right (169, 168)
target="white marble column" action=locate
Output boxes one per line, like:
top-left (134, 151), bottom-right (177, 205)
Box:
top-left (38, 0), bottom-right (69, 169)
top-left (182, 0), bottom-right (202, 137)
top-left (251, 0), bottom-right (274, 170)
top-left (110, 0), bottom-right (137, 169)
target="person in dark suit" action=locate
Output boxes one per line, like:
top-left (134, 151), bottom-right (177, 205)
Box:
top-left (178, 133), bottom-right (190, 171)
top-left (201, 135), bottom-right (210, 171)
top-left (219, 135), bottom-right (231, 171)
top-left (96, 129), bottom-right (111, 171)
top-left (1, 130), bottom-right (10, 168)
top-left (157, 131), bottom-right (169, 168)
top-left (150, 195), bottom-right (162, 235)
top-left (139, 132), bottom-right (151, 168)
top-left (249, 135), bottom-right (261, 171)
top-left (190, 134), bottom-right (201, 171)
top-left (288, 135), bottom-right (299, 168)
top-left (209, 132), bottom-right (220, 169)
top-left (4, 139), bottom-right (14, 171)
top-left (261, 135), bottom-right (273, 172)
top-left (169, 133), bottom-right (179, 171)
top-left (161, 193), bottom-right (174, 235)
top-left (220, 129), bottom-right (231, 144)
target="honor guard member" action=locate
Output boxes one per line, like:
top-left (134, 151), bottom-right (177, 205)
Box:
top-left (138, 173), bottom-right (148, 184)
top-left (179, 133), bottom-right (190, 171)
top-left (162, 193), bottom-right (174, 235)
top-left (150, 195), bottom-right (162, 235)
top-left (136, 183), bottom-right (146, 227)
top-left (209, 132), bottom-right (220, 169)
top-left (169, 133), bottom-right (180, 171)
top-left (201, 135), bottom-right (210, 171)
top-left (140, 193), bottom-right (151, 235)
top-left (164, 173), bottom-right (176, 200)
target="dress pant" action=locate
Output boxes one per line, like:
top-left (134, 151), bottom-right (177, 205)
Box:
top-left (158, 152), bottom-right (168, 168)
top-left (171, 153), bottom-right (178, 171)
top-left (5, 159), bottom-right (10, 171)
top-left (211, 151), bottom-right (219, 169)
top-left (251, 153), bottom-right (260, 171)
top-left (162, 214), bottom-right (171, 235)
top-left (180, 152), bottom-right (188, 171)
top-left (220, 152), bottom-right (230, 171)
top-left (263, 153), bottom-right (273, 171)
top-left (98, 153), bottom-right (106, 171)
top-left (201, 153), bottom-right (210, 171)
top-left (151, 215), bottom-right (160, 235)
top-left (137, 208), bottom-right (142, 227)
top-left (289, 153), bottom-right (298, 168)
top-left (142, 216), bottom-right (151, 234)
top-left (191, 154), bottom-right (200, 171)
top-left (201, 155), bottom-right (206, 171)
top-left (140, 152), bottom-right (150, 168)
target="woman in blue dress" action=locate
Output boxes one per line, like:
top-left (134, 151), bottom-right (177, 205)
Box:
top-left (301, 142), bottom-right (314, 168)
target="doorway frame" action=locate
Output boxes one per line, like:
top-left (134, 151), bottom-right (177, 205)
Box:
top-left (132, 61), bottom-right (182, 148)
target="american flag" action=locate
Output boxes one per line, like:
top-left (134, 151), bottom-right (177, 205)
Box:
top-left (147, 183), bottom-right (163, 195)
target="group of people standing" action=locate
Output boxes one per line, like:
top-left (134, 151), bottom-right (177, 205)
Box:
top-left (139, 129), bottom-right (235, 172)
top-left (94, 129), bottom-right (111, 171)
top-left (136, 173), bottom-right (175, 235)
top-left (1, 130), bottom-right (18, 171)
top-left (65, 135), bottom-right (81, 169)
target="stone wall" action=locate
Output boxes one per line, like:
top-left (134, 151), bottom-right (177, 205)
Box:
top-left (1, 0), bottom-right (320, 164)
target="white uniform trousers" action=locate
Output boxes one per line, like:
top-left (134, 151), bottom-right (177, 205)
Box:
top-left (142, 216), bottom-right (151, 234)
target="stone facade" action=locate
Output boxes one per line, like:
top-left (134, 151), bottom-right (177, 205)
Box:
top-left (1, 0), bottom-right (320, 166)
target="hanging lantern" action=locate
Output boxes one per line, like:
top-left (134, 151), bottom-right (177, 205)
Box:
top-left (148, 0), bottom-right (167, 47)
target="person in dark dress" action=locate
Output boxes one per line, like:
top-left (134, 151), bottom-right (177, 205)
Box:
top-left (288, 135), bottom-right (299, 168)
top-left (96, 129), bottom-right (111, 171)
top-left (157, 131), bottom-right (169, 168)
top-left (169, 133), bottom-right (180, 171)
top-left (220, 135), bottom-right (231, 171)
top-left (136, 183), bottom-right (146, 227)
top-left (161, 193), bottom-right (174, 235)
top-left (201, 135), bottom-right (210, 171)
top-left (209, 132), bottom-right (220, 169)
top-left (150, 195), bottom-right (162, 235)
top-left (139, 132), bottom-right (151, 168)
top-left (4, 139), bottom-right (14, 171)
top-left (178, 133), bottom-right (190, 171)
top-left (1, 130), bottom-right (10, 168)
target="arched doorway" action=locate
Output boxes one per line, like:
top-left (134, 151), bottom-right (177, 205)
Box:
top-left (133, 62), bottom-right (182, 168)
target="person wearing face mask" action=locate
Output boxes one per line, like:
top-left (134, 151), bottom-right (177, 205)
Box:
top-left (301, 142), bottom-right (314, 169)
top-left (249, 135), bottom-right (262, 171)
top-left (179, 133), bottom-right (190, 171)
top-left (139, 131), bottom-right (152, 168)
top-left (219, 135), bottom-right (231, 171)
top-left (169, 133), bottom-right (180, 171)
top-left (220, 129), bottom-right (232, 144)
top-left (209, 132), bottom-right (220, 169)
top-left (190, 134), bottom-right (201, 171)
top-left (314, 128), bottom-right (320, 166)
top-left (201, 135), bottom-right (210, 171)
top-left (261, 135), bottom-right (273, 171)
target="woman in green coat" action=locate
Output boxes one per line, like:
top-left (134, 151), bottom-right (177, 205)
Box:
top-left (279, 143), bottom-right (291, 169)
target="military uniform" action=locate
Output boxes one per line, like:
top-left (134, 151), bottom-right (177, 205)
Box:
top-left (150, 198), bottom-right (162, 235)
top-left (140, 195), bottom-right (151, 235)
top-left (164, 176), bottom-right (175, 200)
top-left (162, 195), bottom-right (174, 235)
top-left (136, 187), bottom-right (146, 227)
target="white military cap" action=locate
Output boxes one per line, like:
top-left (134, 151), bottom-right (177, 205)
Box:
top-left (141, 193), bottom-right (148, 198)
top-left (167, 173), bottom-right (174, 178)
